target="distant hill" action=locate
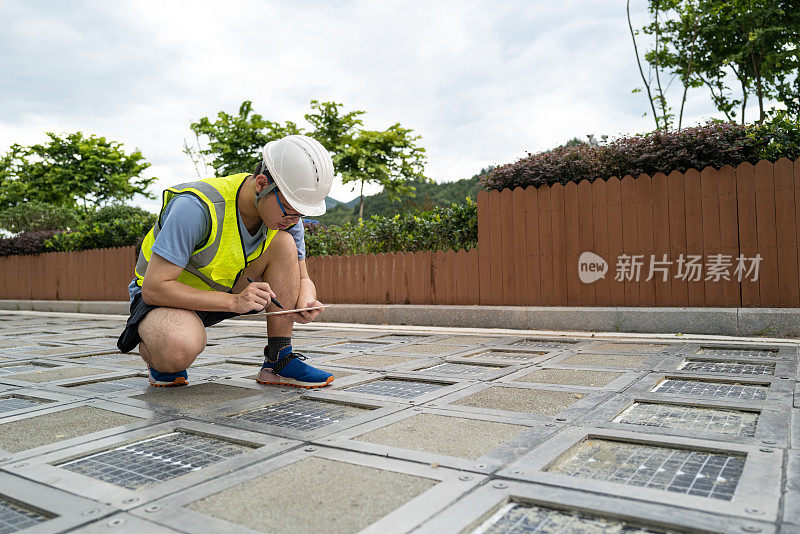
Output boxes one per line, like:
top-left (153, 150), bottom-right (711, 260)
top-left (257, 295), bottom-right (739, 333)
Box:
top-left (316, 167), bottom-right (493, 226)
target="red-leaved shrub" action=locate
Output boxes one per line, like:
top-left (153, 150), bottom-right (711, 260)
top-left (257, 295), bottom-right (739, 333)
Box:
top-left (480, 120), bottom-right (800, 191)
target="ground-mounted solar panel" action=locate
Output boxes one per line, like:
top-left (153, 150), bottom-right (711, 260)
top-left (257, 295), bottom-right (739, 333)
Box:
top-left (591, 343), bottom-right (666, 353)
top-left (614, 402), bottom-right (759, 437)
top-left (0, 497), bottom-right (49, 533)
top-left (477, 502), bottom-right (673, 534)
top-left (652, 379), bottom-right (768, 401)
top-left (465, 350), bottom-right (546, 362)
top-left (678, 360), bottom-right (775, 375)
top-left (512, 339), bottom-right (578, 349)
top-left (0, 395), bottom-right (49, 414)
top-left (0, 365), bottom-right (44, 377)
top-left (58, 432), bottom-right (251, 490)
top-left (344, 379), bottom-right (445, 399)
top-left (416, 362), bottom-right (502, 378)
top-left (694, 348), bottom-right (778, 358)
top-left (63, 377), bottom-right (146, 394)
top-left (548, 439), bottom-right (745, 500)
top-left (231, 399), bottom-right (370, 431)
top-left (326, 341), bottom-right (386, 351)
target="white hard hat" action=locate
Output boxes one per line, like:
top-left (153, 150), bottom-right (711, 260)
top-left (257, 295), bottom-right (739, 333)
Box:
top-left (260, 135), bottom-right (334, 216)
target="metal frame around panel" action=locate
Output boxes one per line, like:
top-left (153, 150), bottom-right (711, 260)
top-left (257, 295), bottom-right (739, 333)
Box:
top-left (105, 375), bottom-right (299, 417)
top-left (414, 479), bottom-right (775, 534)
top-left (541, 349), bottom-right (671, 372)
top-left (371, 343), bottom-right (480, 359)
top-left (0, 360), bottom-right (125, 388)
top-left (302, 351), bottom-right (438, 372)
top-left (69, 513), bottom-right (183, 534)
top-left (495, 336), bottom-right (595, 351)
top-left (496, 365), bottom-right (646, 392)
top-left (427, 381), bottom-right (614, 424)
top-left (581, 340), bottom-right (679, 353)
top-left (628, 372), bottom-right (793, 405)
top-left (314, 405), bottom-right (561, 475)
top-left (430, 334), bottom-right (515, 346)
top-left (444, 347), bottom-right (561, 367)
top-left (3, 419), bottom-right (301, 510)
top-left (0, 388), bottom-right (80, 419)
top-left (397, 358), bottom-right (524, 381)
top-left (0, 471), bottom-right (117, 534)
top-left (316, 338), bottom-right (402, 353)
top-left (677, 342), bottom-right (795, 355)
top-left (784, 451), bottom-right (800, 527)
top-left (0, 398), bottom-right (162, 465)
top-left (326, 371), bottom-right (477, 406)
top-left (576, 392), bottom-right (791, 448)
top-left (129, 446), bottom-right (487, 534)
top-left (792, 409), bottom-right (800, 450)
top-left (497, 426), bottom-right (784, 521)
top-left (200, 389), bottom-right (408, 441)
top-left (655, 354), bottom-right (797, 379)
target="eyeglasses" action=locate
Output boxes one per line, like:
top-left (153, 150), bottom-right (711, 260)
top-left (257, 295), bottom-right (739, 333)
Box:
top-left (257, 168), bottom-right (302, 221)
top-left (272, 189), bottom-right (302, 221)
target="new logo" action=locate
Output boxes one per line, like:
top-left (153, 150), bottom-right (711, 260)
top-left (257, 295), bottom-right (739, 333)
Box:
top-left (578, 252), bottom-right (608, 284)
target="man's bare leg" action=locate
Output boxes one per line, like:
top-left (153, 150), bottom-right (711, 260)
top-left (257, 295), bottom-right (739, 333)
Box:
top-left (138, 307), bottom-right (207, 379)
top-left (237, 231), bottom-right (332, 387)
top-left (237, 231), bottom-right (300, 337)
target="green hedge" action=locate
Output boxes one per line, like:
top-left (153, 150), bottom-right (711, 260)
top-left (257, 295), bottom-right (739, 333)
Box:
top-left (45, 205), bottom-right (156, 252)
top-left (305, 199), bottom-right (477, 257)
top-left (481, 118), bottom-right (800, 191)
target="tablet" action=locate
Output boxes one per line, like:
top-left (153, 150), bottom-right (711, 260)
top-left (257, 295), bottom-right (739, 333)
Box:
top-left (251, 305), bottom-right (328, 316)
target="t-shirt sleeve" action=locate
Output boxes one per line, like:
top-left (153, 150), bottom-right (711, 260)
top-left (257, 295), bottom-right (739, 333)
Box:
top-left (150, 194), bottom-right (211, 268)
top-left (284, 219), bottom-right (306, 260)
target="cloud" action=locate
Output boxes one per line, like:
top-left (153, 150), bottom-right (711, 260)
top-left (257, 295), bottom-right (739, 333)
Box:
top-left (0, 0), bottom-right (728, 208)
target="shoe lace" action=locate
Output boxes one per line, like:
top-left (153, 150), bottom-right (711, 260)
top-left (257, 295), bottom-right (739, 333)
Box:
top-left (273, 352), bottom-right (307, 373)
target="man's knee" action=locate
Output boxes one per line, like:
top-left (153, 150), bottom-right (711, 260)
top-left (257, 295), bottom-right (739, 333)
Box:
top-left (138, 309), bottom-right (206, 370)
top-left (270, 230), bottom-right (298, 258)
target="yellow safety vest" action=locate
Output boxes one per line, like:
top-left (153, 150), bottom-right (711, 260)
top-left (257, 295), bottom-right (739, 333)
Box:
top-left (134, 173), bottom-right (278, 292)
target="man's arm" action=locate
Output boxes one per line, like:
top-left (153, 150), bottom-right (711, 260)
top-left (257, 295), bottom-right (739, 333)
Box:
top-left (142, 253), bottom-right (277, 314)
top-left (285, 259), bottom-right (324, 323)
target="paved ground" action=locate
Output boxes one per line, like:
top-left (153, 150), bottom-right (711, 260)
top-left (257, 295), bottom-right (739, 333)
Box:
top-left (0, 310), bottom-right (797, 533)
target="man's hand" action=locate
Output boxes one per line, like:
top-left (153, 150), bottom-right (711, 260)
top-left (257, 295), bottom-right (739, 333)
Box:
top-left (233, 281), bottom-right (277, 314)
top-left (285, 299), bottom-right (325, 324)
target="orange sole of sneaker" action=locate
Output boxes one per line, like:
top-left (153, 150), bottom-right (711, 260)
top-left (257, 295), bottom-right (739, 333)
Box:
top-left (149, 377), bottom-right (188, 387)
top-left (255, 376), bottom-right (334, 389)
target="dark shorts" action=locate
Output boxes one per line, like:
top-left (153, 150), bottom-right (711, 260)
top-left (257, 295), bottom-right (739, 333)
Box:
top-left (116, 293), bottom-right (247, 353)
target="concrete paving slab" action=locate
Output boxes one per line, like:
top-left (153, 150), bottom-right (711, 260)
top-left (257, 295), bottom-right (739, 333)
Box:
top-left (321, 354), bottom-right (416, 368)
top-left (451, 386), bottom-right (585, 415)
top-left (556, 352), bottom-right (650, 368)
top-left (390, 344), bottom-right (463, 355)
top-left (512, 368), bottom-right (624, 387)
top-left (186, 456), bottom-right (436, 534)
top-left (0, 406), bottom-right (141, 452)
top-left (130, 382), bottom-right (268, 410)
top-left (354, 413), bottom-right (528, 460)
top-left (9, 366), bottom-right (113, 383)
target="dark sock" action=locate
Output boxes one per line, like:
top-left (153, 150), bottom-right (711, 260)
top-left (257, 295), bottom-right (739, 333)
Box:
top-left (265, 337), bottom-right (292, 362)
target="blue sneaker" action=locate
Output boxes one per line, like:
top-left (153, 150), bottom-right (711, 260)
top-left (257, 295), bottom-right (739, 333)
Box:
top-left (256, 346), bottom-right (334, 389)
top-left (148, 366), bottom-right (188, 387)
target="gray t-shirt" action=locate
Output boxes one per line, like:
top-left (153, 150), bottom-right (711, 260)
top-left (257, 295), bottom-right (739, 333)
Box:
top-left (128, 194), bottom-right (305, 301)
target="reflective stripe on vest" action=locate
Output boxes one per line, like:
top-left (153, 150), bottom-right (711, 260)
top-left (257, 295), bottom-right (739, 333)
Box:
top-left (134, 173), bottom-right (278, 292)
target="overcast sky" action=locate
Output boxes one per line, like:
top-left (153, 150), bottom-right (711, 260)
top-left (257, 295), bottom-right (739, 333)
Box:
top-left (1, 0), bottom-right (743, 212)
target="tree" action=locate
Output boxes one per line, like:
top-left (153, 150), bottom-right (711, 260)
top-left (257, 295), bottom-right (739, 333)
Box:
top-left (304, 100), bottom-right (428, 219)
top-left (0, 132), bottom-right (154, 211)
top-left (630, 0), bottom-right (799, 126)
top-left (188, 100), bottom-right (302, 176)
top-left (190, 100), bottom-right (429, 219)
